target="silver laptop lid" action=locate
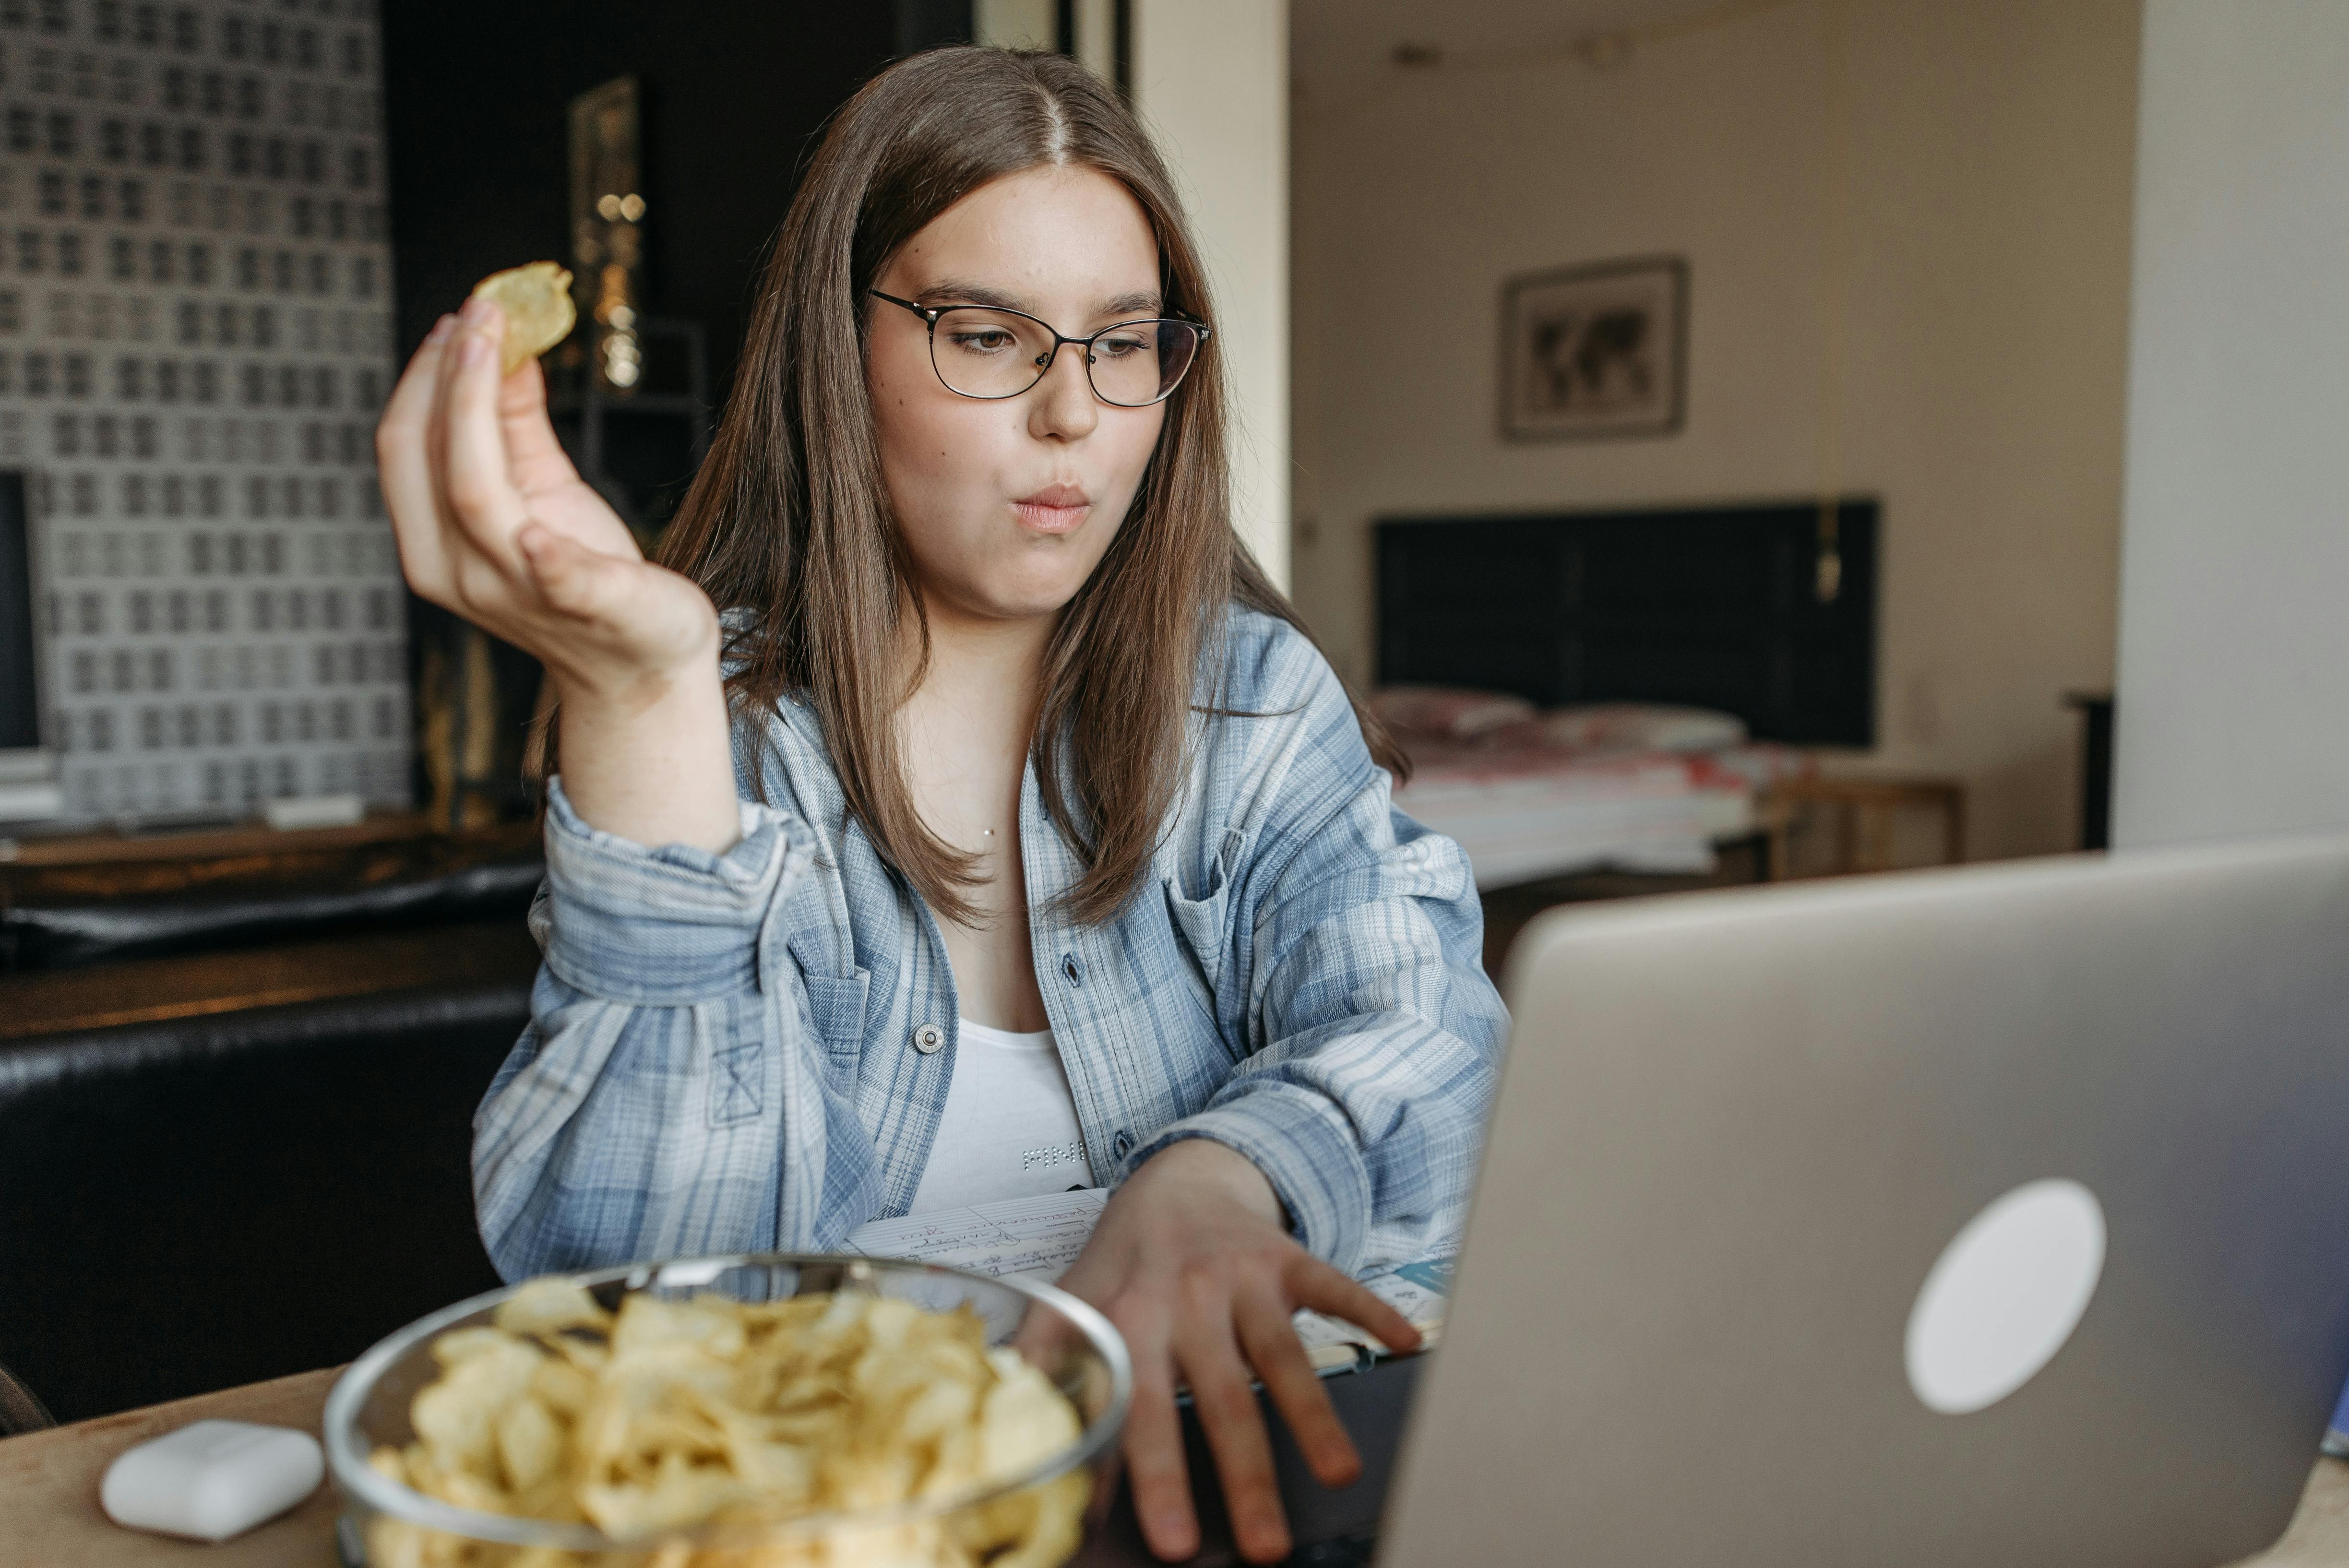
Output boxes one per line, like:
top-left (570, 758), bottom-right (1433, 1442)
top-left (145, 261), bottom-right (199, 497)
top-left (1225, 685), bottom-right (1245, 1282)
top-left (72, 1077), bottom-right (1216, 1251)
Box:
top-left (1382, 837), bottom-right (2349, 1567)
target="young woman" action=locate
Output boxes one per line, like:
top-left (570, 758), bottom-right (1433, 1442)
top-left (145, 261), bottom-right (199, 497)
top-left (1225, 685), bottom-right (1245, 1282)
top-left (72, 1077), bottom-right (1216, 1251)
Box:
top-left (376, 47), bottom-right (1504, 1564)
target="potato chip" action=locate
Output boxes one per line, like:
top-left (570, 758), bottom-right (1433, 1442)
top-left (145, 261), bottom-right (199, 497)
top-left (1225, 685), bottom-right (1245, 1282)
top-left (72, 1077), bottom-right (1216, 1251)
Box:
top-left (411, 1333), bottom-right (543, 1474)
top-left (580, 1449), bottom-right (754, 1535)
top-left (978, 1354), bottom-right (1082, 1481)
top-left (495, 1277), bottom-right (611, 1339)
top-left (984, 1471), bottom-right (1089, 1568)
top-left (373, 1282), bottom-right (1093, 1567)
top-left (429, 1324), bottom-right (525, 1369)
top-left (530, 1355), bottom-right (598, 1419)
top-left (468, 261), bottom-right (576, 376)
top-left (892, 1372), bottom-right (979, 1450)
top-left (497, 1397), bottom-right (566, 1493)
top-left (612, 1295), bottom-right (749, 1362)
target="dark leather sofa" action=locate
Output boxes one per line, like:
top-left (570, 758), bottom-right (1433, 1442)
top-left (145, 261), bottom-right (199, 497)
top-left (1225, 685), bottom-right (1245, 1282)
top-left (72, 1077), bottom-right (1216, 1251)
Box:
top-left (0, 852), bottom-right (546, 972)
top-left (0, 849), bottom-right (542, 1426)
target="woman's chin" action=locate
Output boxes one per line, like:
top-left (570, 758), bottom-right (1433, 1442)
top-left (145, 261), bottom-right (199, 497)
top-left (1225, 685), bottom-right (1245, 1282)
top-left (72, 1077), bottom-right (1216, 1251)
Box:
top-left (995, 587), bottom-right (1085, 623)
top-left (933, 576), bottom-right (1087, 626)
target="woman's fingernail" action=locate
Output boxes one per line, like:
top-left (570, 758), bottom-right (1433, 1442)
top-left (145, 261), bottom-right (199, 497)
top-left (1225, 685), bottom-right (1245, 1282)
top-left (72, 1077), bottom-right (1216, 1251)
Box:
top-left (427, 314), bottom-right (456, 344)
top-left (457, 333), bottom-right (486, 365)
top-left (459, 294), bottom-right (492, 324)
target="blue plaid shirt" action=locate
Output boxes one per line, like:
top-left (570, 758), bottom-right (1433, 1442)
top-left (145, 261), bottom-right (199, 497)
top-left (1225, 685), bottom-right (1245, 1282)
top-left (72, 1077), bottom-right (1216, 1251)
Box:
top-left (474, 607), bottom-right (1507, 1282)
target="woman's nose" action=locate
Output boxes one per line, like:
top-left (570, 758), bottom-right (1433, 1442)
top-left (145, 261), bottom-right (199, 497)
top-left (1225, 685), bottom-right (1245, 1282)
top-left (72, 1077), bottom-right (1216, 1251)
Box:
top-left (1027, 344), bottom-right (1099, 441)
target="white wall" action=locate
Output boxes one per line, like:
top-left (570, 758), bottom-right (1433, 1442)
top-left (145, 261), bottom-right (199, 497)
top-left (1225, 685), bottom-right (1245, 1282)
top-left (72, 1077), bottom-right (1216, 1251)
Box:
top-left (1291, 0), bottom-right (2140, 860)
top-left (2111, 2), bottom-right (2349, 849)
top-left (1133, 0), bottom-right (1292, 591)
top-left (966, 1), bottom-right (1293, 590)
top-left (972, 0), bottom-right (1058, 51)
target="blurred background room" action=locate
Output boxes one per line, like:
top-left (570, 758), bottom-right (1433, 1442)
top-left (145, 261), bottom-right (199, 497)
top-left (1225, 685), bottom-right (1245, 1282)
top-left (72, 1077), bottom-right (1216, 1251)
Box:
top-left (4, 0), bottom-right (2344, 1438)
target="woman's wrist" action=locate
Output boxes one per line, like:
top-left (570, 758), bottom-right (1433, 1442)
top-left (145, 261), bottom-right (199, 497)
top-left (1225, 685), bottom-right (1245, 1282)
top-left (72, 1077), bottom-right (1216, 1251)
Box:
top-left (552, 649), bottom-right (741, 854)
top-left (540, 607), bottom-right (721, 708)
top-left (1134, 1136), bottom-right (1289, 1232)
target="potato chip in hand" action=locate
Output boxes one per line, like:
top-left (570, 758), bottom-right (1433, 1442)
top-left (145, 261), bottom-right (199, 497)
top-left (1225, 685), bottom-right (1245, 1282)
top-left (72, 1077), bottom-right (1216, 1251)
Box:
top-left (469, 261), bottom-right (576, 375)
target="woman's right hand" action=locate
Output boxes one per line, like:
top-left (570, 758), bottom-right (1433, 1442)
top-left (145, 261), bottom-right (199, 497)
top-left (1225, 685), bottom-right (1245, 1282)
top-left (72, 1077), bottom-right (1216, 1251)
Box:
top-left (377, 295), bottom-right (742, 852)
top-left (378, 295), bottom-right (716, 702)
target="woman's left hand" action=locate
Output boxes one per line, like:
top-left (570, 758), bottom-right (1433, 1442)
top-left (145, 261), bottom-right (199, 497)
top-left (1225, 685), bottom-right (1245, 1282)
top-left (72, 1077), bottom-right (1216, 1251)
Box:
top-left (1054, 1140), bottom-right (1422, 1563)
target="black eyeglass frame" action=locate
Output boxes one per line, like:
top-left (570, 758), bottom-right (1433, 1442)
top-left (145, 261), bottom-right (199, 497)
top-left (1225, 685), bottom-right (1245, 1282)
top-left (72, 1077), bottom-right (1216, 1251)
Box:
top-left (868, 289), bottom-right (1211, 408)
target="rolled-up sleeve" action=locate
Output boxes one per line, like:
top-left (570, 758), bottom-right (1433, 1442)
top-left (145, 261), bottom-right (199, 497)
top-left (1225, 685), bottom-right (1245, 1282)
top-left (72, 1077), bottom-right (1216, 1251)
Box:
top-left (1126, 662), bottom-right (1508, 1278)
top-left (472, 776), bottom-right (882, 1279)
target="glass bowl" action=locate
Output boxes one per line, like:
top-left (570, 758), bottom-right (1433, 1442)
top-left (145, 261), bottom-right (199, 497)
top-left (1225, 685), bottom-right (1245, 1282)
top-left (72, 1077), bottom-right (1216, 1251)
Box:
top-left (322, 1253), bottom-right (1132, 1567)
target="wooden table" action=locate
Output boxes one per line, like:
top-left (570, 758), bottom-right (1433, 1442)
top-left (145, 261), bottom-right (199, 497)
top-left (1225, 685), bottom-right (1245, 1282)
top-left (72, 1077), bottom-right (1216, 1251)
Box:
top-left (0, 1369), bottom-right (342, 1568)
top-left (8, 1369), bottom-right (2349, 1567)
top-left (1762, 773), bottom-right (1967, 877)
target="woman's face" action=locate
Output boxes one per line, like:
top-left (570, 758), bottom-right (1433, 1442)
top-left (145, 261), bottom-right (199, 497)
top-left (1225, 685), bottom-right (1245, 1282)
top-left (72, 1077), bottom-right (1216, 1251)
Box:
top-left (866, 164), bottom-right (1170, 625)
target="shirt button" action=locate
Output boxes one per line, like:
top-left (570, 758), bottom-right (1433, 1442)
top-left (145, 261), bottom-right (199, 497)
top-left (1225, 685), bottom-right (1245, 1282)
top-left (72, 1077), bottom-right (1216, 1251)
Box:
top-left (1112, 1130), bottom-right (1133, 1160)
top-left (911, 1022), bottom-right (945, 1055)
top-left (1061, 953), bottom-right (1083, 986)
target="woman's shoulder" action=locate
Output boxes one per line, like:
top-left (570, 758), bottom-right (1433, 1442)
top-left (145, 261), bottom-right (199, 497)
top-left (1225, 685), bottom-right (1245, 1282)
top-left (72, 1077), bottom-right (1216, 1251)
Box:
top-left (1192, 604), bottom-right (1382, 829)
top-left (1212, 603), bottom-right (1349, 715)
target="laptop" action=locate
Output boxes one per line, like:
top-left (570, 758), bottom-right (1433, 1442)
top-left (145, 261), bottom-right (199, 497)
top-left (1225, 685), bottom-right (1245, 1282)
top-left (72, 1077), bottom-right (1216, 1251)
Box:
top-left (1086, 834), bottom-right (2349, 1565)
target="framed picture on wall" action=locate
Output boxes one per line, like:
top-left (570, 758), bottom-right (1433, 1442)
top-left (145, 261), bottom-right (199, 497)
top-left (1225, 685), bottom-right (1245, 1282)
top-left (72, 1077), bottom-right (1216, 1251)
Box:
top-left (1500, 255), bottom-right (1689, 441)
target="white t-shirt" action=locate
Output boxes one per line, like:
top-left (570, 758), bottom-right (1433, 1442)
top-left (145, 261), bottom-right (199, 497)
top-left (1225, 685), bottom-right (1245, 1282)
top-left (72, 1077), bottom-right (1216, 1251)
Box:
top-left (905, 1018), bottom-right (1097, 1213)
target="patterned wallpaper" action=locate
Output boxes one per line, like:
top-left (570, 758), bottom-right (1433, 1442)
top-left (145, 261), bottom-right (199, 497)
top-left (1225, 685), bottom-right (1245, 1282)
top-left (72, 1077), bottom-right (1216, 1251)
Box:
top-left (0, 0), bottom-right (407, 820)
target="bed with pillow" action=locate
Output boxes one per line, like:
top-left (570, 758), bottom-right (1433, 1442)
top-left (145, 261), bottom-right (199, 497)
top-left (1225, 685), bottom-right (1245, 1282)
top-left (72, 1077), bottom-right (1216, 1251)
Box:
top-left (1377, 687), bottom-right (1812, 888)
top-left (1373, 500), bottom-right (1879, 892)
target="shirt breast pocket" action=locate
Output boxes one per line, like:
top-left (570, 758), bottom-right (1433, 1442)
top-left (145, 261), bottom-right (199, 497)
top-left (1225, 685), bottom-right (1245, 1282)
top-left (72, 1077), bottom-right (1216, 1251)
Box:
top-left (1164, 829), bottom-right (1247, 997)
top-left (800, 968), bottom-right (871, 1075)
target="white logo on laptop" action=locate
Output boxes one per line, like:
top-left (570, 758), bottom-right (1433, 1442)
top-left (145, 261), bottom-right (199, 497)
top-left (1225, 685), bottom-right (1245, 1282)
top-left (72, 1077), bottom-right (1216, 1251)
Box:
top-left (1905, 1177), bottom-right (2106, 1415)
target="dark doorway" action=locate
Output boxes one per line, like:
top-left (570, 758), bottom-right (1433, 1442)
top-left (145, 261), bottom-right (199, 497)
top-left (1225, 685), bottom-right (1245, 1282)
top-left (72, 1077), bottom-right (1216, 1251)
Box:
top-left (380, 4), bottom-right (933, 406)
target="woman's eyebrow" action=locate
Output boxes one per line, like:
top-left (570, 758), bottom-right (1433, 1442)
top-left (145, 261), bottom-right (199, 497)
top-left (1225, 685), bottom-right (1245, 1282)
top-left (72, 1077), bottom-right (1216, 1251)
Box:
top-left (914, 279), bottom-right (1028, 310)
top-left (913, 279), bottom-right (1166, 319)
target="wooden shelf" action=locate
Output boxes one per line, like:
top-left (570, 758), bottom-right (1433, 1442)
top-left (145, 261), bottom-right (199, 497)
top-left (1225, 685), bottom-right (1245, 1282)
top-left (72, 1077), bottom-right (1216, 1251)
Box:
top-left (0, 817), bottom-right (537, 905)
top-left (0, 811), bottom-right (443, 867)
top-left (0, 919), bottom-right (543, 1040)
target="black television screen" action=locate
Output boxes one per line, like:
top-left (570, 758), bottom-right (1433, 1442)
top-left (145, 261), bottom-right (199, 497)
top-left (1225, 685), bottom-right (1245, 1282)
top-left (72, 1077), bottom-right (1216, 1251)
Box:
top-left (0, 471), bottom-right (39, 753)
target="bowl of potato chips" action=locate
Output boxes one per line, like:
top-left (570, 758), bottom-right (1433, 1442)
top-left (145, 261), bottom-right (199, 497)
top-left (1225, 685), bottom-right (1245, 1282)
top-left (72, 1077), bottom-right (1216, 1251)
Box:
top-left (322, 1253), bottom-right (1130, 1568)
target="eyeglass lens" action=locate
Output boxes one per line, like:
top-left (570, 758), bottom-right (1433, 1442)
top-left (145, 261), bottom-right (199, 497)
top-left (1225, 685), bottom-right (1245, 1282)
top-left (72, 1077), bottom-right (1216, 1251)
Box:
top-left (929, 308), bottom-right (1202, 405)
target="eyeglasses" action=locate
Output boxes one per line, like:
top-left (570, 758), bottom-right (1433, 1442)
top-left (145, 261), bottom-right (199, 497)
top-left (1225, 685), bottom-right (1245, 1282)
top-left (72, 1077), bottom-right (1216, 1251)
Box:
top-left (869, 290), bottom-right (1209, 408)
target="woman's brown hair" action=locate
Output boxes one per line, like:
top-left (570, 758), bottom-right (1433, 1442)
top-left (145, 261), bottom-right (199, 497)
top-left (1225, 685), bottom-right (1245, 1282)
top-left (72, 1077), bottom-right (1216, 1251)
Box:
top-left (656, 46), bottom-right (1404, 926)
